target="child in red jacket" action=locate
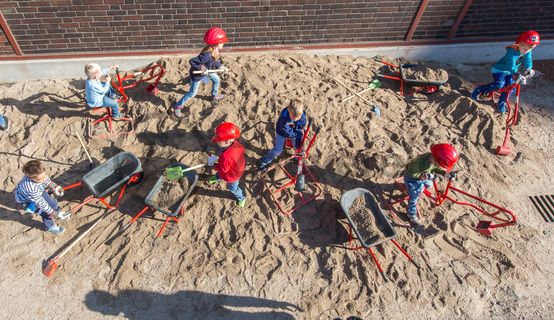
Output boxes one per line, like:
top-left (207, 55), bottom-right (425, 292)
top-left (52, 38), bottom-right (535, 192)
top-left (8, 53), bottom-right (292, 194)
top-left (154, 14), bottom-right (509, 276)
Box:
top-left (207, 122), bottom-right (247, 207)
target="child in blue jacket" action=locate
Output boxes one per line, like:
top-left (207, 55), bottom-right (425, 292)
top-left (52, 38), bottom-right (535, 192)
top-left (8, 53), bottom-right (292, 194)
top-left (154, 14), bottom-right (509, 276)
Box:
top-left (173, 27), bottom-right (229, 118)
top-left (471, 30), bottom-right (540, 113)
top-left (258, 99), bottom-right (307, 171)
top-left (84, 63), bottom-right (121, 118)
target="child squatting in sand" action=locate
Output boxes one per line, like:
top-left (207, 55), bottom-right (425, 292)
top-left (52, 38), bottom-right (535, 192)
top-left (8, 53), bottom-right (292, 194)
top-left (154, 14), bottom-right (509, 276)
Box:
top-left (14, 160), bottom-right (70, 234)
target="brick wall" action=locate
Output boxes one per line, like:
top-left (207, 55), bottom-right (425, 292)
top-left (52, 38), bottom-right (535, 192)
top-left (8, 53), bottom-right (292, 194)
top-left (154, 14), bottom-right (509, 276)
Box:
top-left (457, 0), bottom-right (554, 39)
top-left (0, 0), bottom-right (553, 56)
top-left (0, 24), bottom-right (13, 55)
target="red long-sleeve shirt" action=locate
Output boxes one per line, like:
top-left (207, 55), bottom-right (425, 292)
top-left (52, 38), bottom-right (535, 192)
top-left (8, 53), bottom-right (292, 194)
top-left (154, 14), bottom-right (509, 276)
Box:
top-left (214, 141), bottom-right (245, 183)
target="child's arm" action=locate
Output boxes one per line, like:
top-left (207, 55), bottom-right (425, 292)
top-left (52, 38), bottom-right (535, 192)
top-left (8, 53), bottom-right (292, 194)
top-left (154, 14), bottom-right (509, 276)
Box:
top-left (28, 189), bottom-right (55, 214)
top-left (189, 53), bottom-right (211, 71)
top-left (214, 156), bottom-right (231, 175)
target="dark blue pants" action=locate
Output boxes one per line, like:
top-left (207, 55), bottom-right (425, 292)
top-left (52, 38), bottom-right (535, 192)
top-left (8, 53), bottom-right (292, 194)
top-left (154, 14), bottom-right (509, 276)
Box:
top-left (473, 73), bottom-right (515, 111)
top-left (27, 191), bottom-right (59, 230)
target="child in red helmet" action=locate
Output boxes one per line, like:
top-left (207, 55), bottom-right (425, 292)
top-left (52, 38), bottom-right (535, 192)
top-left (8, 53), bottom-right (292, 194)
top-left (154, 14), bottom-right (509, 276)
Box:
top-left (403, 144), bottom-right (459, 226)
top-left (207, 122), bottom-right (247, 207)
top-left (472, 30), bottom-right (539, 114)
top-left (173, 27), bottom-right (229, 118)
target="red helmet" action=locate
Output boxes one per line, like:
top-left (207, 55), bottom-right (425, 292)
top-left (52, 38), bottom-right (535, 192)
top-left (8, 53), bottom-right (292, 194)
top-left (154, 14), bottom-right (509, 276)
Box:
top-left (430, 144), bottom-right (459, 171)
top-left (516, 30), bottom-right (540, 45)
top-left (212, 122), bottom-right (240, 142)
top-left (204, 27), bottom-right (228, 45)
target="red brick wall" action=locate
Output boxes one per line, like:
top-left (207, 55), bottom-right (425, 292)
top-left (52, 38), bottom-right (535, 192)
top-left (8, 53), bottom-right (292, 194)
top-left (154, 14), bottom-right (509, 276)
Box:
top-left (456, 0), bottom-right (554, 39)
top-left (0, 0), bottom-right (553, 56)
top-left (0, 24), bottom-right (13, 55)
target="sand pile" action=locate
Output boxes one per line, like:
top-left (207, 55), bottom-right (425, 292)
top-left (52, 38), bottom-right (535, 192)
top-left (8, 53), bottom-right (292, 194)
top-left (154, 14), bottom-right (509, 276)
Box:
top-left (348, 194), bottom-right (386, 245)
top-left (148, 175), bottom-right (190, 213)
top-left (403, 64), bottom-right (449, 83)
top-left (0, 54), bottom-right (554, 319)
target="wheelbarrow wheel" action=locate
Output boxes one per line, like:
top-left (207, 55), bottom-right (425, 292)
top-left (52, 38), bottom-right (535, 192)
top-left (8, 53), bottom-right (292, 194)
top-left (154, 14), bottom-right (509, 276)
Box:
top-left (127, 171), bottom-right (144, 187)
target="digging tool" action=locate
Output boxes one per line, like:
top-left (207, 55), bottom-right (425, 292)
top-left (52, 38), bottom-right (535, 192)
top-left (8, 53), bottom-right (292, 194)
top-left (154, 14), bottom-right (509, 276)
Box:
top-left (341, 79), bottom-right (382, 102)
top-left (74, 132), bottom-right (94, 169)
top-left (333, 77), bottom-right (374, 106)
top-left (192, 68), bottom-right (227, 75)
top-left (294, 150), bottom-right (306, 192)
top-left (165, 163), bottom-right (206, 181)
top-left (43, 209), bottom-right (113, 277)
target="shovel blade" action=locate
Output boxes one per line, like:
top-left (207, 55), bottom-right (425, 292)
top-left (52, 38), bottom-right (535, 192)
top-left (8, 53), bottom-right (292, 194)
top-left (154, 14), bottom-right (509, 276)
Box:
top-left (476, 220), bottom-right (493, 237)
top-left (165, 167), bottom-right (184, 181)
top-left (495, 145), bottom-right (511, 156)
top-left (42, 259), bottom-right (59, 277)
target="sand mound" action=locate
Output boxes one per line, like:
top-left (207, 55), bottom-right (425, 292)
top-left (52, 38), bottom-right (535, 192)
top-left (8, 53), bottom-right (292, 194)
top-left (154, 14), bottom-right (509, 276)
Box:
top-left (403, 64), bottom-right (449, 83)
top-left (0, 55), bottom-right (554, 319)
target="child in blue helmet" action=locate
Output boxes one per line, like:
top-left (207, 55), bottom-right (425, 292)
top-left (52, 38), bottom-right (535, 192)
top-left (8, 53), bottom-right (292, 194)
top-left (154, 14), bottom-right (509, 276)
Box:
top-left (471, 30), bottom-right (539, 114)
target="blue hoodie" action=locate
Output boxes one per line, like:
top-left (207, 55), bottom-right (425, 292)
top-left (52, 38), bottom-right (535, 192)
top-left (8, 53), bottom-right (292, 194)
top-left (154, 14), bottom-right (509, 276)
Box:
top-left (275, 108), bottom-right (307, 147)
top-left (491, 46), bottom-right (532, 75)
top-left (189, 52), bottom-right (223, 82)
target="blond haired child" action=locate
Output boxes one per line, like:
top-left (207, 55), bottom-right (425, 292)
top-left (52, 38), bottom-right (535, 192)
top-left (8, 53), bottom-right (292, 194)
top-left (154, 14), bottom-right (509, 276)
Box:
top-left (84, 63), bottom-right (122, 118)
top-left (258, 99), bottom-right (307, 171)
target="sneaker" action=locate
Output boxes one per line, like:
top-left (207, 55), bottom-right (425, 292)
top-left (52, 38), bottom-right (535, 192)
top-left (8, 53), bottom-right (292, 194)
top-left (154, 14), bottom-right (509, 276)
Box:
top-left (211, 94), bottom-right (224, 106)
top-left (238, 198), bottom-right (246, 208)
top-left (258, 158), bottom-right (271, 172)
top-left (174, 108), bottom-right (184, 118)
top-left (470, 87), bottom-right (481, 101)
top-left (208, 175), bottom-right (219, 185)
top-left (0, 116), bottom-right (8, 131)
top-left (408, 215), bottom-right (422, 226)
top-left (497, 102), bottom-right (507, 114)
top-left (47, 225), bottom-right (65, 235)
top-left (112, 113), bottom-right (126, 119)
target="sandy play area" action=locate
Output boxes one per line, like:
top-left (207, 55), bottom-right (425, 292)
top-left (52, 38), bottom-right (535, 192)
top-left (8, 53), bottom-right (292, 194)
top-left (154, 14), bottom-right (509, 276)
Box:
top-left (1, 53), bottom-right (554, 319)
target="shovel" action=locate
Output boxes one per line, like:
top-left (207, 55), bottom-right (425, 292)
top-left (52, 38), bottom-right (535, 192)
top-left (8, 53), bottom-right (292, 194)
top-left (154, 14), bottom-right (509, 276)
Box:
top-left (43, 209), bottom-right (113, 277)
top-left (165, 163), bottom-right (206, 181)
top-left (341, 79), bottom-right (382, 102)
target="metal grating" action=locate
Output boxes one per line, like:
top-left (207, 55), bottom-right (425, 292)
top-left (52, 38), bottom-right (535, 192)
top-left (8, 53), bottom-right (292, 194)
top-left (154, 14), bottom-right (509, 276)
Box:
top-left (529, 195), bottom-right (554, 222)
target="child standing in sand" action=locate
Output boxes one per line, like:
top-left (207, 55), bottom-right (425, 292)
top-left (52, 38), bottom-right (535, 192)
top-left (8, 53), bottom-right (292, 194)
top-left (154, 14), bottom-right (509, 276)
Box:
top-left (207, 122), bottom-right (247, 208)
top-left (84, 63), bottom-right (122, 118)
top-left (0, 113), bottom-right (8, 131)
top-left (258, 98), bottom-right (307, 171)
top-left (14, 160), bottom-right (70, 234)
top-left (173, 27), bottom-right (229, 118)
top-left (471, 30), bottom-right (539, 114)
top-left (403, 144), bottom-right (459, 225)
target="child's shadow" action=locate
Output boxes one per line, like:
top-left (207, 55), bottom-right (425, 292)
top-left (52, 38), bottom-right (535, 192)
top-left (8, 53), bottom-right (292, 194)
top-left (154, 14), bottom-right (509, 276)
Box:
top-left (0, 90), bottom-right (85, 119)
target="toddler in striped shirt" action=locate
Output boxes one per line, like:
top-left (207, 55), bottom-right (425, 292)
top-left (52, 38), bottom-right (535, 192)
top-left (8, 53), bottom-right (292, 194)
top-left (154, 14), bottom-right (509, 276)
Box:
top-left (14, 160), bottom-right (70, 234)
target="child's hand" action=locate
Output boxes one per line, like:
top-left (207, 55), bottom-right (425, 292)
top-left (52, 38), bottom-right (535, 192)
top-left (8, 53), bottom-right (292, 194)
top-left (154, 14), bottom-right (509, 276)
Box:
top-left (101, 75), bottom-right (111, 83)
top-left (200, 65), bottom-right (208, 75)
top-left (222, 65), bottom-right (229, 73)
top-left (53, 186), bottom-right (64, 197)
top-left (207, 155), bottom-right (219, 166)
top-left (109, 65), bottom-right (119, 70)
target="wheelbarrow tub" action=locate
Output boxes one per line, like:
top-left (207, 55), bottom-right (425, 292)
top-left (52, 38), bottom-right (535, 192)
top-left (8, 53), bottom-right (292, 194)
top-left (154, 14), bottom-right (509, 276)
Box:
top-left (83, 152), bottom-right (142, 198)
top-left (399, 63), bottom-right (448, 87)
top-left (340, 188), bottom-right (396, 249)
top-left (144, 163), bottom-right (198, 217)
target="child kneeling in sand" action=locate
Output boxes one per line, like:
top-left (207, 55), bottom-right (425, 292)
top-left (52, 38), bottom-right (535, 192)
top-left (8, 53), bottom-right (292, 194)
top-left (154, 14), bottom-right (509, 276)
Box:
top-left (84, 63), bottom-right (123, 118)
top-left (173, 27), bottom-right (229, 118)
top-left (258, 98), bottom-right (307, 171)
top-left (14, 160), bottom-right (70, 234)
top-left (403, 144), bottom-right (459, 226)
top-left (471, 30), bottom-right (539, 114)
top-left (207, 122), bottom-right (247, 208)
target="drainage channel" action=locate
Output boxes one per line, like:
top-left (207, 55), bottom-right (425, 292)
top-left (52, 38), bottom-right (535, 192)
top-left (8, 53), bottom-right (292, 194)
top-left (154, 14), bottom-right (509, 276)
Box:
top-left (529, 195), bottom-right (554, 223)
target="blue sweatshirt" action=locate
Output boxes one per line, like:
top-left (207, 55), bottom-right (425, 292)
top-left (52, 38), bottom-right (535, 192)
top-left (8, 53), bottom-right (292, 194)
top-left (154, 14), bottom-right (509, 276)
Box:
top-left (85, 67), bottom-right (111, 108)
top-left (491, 46), bottom-right (532, 75)
top-left (275, 108), bottom-right (307, 147)
top-left (189, 52), bottom-right (223, 82)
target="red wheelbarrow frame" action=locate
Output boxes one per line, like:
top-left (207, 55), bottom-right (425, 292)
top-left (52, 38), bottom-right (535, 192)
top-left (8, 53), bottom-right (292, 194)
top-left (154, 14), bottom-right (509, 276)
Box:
top-left (375, 57), bottom-right (444, 96)
top-left (62, 173), bottom-right (142, 214)
top-left (261, 122), bottom-right (322, 215)
top-left (383, 176), bottom-right (517, 236)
